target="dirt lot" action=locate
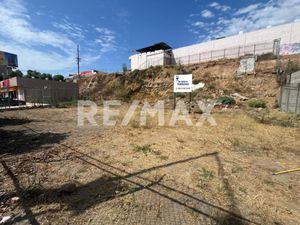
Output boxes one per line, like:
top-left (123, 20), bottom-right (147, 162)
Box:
top-left (0, 106), bottom-right (299, 225)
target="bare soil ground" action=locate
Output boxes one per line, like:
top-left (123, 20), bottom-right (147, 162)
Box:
top-left (0, 106), bottom-right (299, 225)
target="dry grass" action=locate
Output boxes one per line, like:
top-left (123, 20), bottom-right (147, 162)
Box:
top-left (0, 106), bottom-right (299, 224)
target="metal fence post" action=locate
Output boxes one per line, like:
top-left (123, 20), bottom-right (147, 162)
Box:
top-left (279, 85), bottom-right (283, 109)
top-left (286, 87), bottom-right (290, 112)
top-left (296, 84), bottom-right (300, 114)
top-left (238, 46), bottom-right (240, 57)
top-left (199, 53), bottom-right (201, 63)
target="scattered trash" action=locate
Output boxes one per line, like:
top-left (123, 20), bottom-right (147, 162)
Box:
top-left (0, 216), bottom-right (12, 224)
top-left (272, 168), bottom-right (300, 175)
top-left (231, 93), bottom-right (248, 101)
top-left (11, 197), bottom-right (20, 203)
top-left (192, 82), bottom-right (205, 91)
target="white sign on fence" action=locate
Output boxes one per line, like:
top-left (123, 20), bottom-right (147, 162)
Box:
top-left (173, 74), bottom-right (193, 93)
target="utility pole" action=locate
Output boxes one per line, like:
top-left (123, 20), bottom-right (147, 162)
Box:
top-left (76, 45), bottom-right (81, 77)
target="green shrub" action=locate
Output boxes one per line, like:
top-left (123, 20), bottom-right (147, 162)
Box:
top-left (132, 144), bottom-right (153, 155)
top-left (176, 93), bottom-right (186, 98)
top-left (192, 79), bottom-right (202, 85)
top-left (217, 96), bottom-right (236, 105)
top-left (248, 99), bottom-right (266, 108)
top-left (207, 82), bottom-right (216, 90)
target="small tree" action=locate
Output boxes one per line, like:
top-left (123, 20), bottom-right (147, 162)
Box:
top-left (122, 64), bottom-right (128, 73)
top-left (41, 73), bottom-right (53, 80)
top-left (53, 74), bottom-right (65, 81)
top-left (26, 70), bottom-right (42, 78)
top-left (10, 69), bottom-right (23, 78)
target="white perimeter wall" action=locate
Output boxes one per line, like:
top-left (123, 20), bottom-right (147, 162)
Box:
top-left (130, 50), bottom-right (166, 70)
top-left (130, 21), bottom-right (300, 70)
top-left (172, 21), bottom-right (300, 58)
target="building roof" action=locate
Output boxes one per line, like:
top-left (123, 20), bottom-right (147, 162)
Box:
top-left (136, 42), bottom-right (172, 53)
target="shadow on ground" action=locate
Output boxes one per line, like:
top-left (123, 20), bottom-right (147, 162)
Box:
top-left (1, 151), bottom-right (255, 225)
top-left (0, 129), bottom-right (67, 155)
top-left (0, 117), bottom-right (38, 127)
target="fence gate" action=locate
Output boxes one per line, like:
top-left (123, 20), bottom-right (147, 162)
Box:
top-left (280, 84), bottom-right (300, 114)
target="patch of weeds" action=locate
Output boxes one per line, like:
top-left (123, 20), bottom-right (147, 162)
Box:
top-left (273, 99), bottom-right (280, 109)
top-left (207, 82), bottom-right (216, 90)
top-left (239, 187), bottom-right (247, 194)
top-left (152, 149), bottom-right (162, 156)
top-left (193, 79), bottom-right (202, 85)
top-left (227, 82), bottom-right (242, 93)
top-left (199, 168), bottom-right (214, 179)
top-left (142, 115), bottom-right (154, 129)
top-left (272, 120), bottom-right (293, 127)
top-left (130, 119), bottom-right (140, 128)
top-left (263, 179), bottom-right (275, 186)
top-left (176, 138), bottom-right (185, 143)
top-left (217, 96), bottom-right (236, 105)
top-left (217, 185), bottom-right (226, 193)
top-left (132, 144), bottom-right (153, 155)
top-left (77, 167), bottom-right (89, 174)
top-left (248, 99), bottom-right (266, 108)
top-left (127, 184), bottom-right (137, 193)
top-left (197, 168), bottom-right (214, 189)
top-left (176, 93), bottom-right (186, 98)
top-left (231, 166), bottom-right (243, 173)
top-left (252, 111), bottom-right (299, 127)
top-left (229, 138), bottom-right (257, 155)
top-left (191, 90), bottom-right (199, 98)
top-left (203, 71), bottom-right (211, 78)
top-left (158, 155), bottom-right (169, 160)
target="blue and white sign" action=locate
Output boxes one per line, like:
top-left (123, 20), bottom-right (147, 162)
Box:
top-left (173, 74), bottom-right (193, 93)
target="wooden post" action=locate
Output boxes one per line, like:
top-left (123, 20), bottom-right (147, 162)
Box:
top-left (173, 92), bottom-right (176, 110)
top-left (189, 92), bottom-right (192, 113)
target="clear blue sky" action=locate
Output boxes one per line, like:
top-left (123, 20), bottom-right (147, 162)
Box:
top-left (0, 0), bottom-right (299, 75)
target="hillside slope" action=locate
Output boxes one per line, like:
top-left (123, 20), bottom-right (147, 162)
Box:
top-left (79, 55), bottom-right (300, 107)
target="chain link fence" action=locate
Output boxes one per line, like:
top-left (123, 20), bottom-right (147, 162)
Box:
top-left (139, 41), bottom-right (275, 70)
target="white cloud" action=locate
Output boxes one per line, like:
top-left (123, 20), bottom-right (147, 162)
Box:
top-left (191, 21), bottom-right (205, 27)
top-left (0, 0), bottom-right (117, 74)
top-left (234, 4), bottom-right (261, 16)
top-left (209, 2), bottom-right (231, 12)
top-left (52, 18), bottom-right (84, 40)
top-left (95, 27), bottom-right (116, 53)
top-left (201, 9), bottom-right (214, 18)
top-left (189, 0), bottom-right (300, 41)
